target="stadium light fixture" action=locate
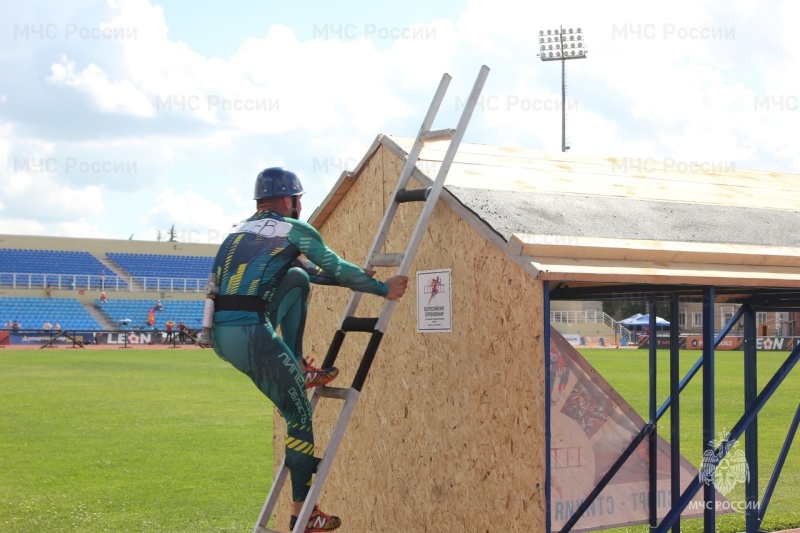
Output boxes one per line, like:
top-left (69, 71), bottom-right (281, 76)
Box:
top-left (537, 26), bottom-right (588, 152)
top-left (538, 27), bottom-right (587, 61)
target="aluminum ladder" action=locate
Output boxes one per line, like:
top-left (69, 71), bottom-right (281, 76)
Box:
top-left (254, 64), bottom-right (490, 533)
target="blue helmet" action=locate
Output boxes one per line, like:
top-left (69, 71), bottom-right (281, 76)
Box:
top-left (253, 167), bottom-right (304, 200)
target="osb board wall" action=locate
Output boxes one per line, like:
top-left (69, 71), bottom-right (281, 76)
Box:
top-left (272, 144), bottom-right (547, 532)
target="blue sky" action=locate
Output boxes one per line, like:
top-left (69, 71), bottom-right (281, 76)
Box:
top-left (155, 1), bottom-right (468, 57)
top-left (1, 0), bottom-right (798, 244)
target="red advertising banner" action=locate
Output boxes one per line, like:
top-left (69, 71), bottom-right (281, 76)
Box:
top-left (642, 336), bottom-right (799, 351)
top-left (685, 336), bottom-right (800, 352)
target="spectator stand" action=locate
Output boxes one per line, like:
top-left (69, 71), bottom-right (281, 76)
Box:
top-left (106, 252), bottom-right (211, 293)
top-left (93, 298), bottom-right (204, 332)
top-left (0, 248), bottom-right (128, 291)
top-left (0, 238), bottom-right (216, 347)
top-left (0, 297), bottom-right (101, 348)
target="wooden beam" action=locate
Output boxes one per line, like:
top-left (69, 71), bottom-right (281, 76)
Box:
top-left (530, 257), bottom-right (800, 288)
top-left (512, 234), bottom-right (800, 268)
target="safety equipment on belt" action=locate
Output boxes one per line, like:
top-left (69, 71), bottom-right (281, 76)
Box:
top-left (198, 273), bottom-right (218, 348)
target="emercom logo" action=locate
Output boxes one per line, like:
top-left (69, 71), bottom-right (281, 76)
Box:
top-left (699, 432), bottom-right (749, 495)
top-left (689, 431), bottom-right (758, 513)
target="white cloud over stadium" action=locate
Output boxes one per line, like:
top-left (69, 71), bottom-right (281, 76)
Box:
top-left (1, 0), bottom-right (798, 243)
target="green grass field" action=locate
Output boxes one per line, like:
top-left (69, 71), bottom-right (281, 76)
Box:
top-left (0, 349), bottom-right (273, 532)
top-left (1, 347), bottom-right (798, 532)
top-left (579, 348), bottom-right (800, 533)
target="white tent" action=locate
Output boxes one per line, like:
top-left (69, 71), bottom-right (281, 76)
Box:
top-left (619, 313), bottom-right (670, 327)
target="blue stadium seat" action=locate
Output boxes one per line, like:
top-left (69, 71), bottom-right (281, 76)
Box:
top-left (94, 298), bottom-right (204, 330)
top-left (0, 297), bottom-right (102, 331)
top-left (105, 252), bottom-right (211, 294)
top-left (0, 248), bottom-right (128, 290)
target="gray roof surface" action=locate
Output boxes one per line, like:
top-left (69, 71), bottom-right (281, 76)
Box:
top-left (447, 187), bottom-right (800, 248)
top-left (310, 135), bottom-right (800, 293)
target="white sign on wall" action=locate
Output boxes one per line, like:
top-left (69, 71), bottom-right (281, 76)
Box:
top-left (416, 269), bottom-right (452, 333)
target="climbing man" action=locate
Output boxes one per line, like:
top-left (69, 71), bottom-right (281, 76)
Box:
top-left (206, 167), bottom-right (408, 531)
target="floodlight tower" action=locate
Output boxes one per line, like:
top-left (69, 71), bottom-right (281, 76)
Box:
top-left (538, 26), bottom-right (588, 152)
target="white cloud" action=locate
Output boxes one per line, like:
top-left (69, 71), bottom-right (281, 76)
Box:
top-left (1, 0), bottom-right (798, 244)
top-left (140, 187), bottom-right (244, 243)
top-left (48, 56), bottom-right (155, 116)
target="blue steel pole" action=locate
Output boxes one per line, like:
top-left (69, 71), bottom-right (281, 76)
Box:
top-left (656, 342), bottom-right (800, 532)
top-left (544, 281), bottom-right (552, 533)
top-left (743, 305), bottom-right (759, 532)
top-left (669, 294), bottom-right (680, 533)
top-left (559, 424), bottom-right (654, 533)
top-left (657, 305), bottom-right (747, 421)
top-left (758, 403), bottom-right (800, 525)
top-left (649, 301), bottom-right (658, 527)
top-left (702, 286), bottom-right (715, 530)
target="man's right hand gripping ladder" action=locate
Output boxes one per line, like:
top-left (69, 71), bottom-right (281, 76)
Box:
top-left (254, 64), bottom-right (490, 533)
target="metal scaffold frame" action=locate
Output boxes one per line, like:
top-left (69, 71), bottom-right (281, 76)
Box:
top-left (545, 283), bottom-right (800, 533)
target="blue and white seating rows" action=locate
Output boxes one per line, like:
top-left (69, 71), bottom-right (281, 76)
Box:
top-left (0, 297), bottom-right (102, 331)
top-left (107, 253), bottom-right (212, 291)
top-left (96, 298), bottom-right (204, 330)
top-left (0, 249), bottom-right (215, 291)
top-left (0, 248), bottom-right (128, 289)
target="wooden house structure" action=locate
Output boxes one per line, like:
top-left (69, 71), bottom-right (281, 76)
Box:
top-left (270, 134), bottom-right (800, 532)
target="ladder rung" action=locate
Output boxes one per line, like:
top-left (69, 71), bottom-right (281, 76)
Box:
top-left (371, 253), bottom-right (403, 267)
top-left (315, 385), bottom-right (352, 400)
top-left (395, 187), bottom-right (430, 203)
top-left (421, 128), bottom-right (455, 142)
top-left (251, 66), bottom-right (489, 533)
top-left (342, 317), bottom-right (378, 332)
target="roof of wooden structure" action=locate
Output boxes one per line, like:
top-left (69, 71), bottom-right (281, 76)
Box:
top-left (309, 134), bottom-right (800, 303)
